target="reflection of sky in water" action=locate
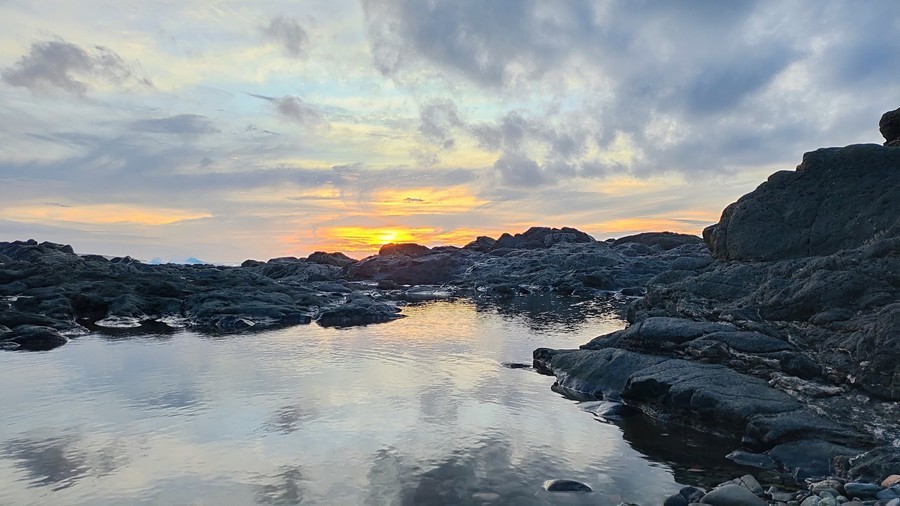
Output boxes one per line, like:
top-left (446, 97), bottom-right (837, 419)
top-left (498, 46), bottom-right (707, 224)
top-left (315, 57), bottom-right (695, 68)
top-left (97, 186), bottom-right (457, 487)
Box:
top-left (0, 296), bottom-right (689, 505)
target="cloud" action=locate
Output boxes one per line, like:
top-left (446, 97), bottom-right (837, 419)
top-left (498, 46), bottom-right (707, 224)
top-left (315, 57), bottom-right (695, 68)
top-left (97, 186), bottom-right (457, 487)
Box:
top-left (260, 15), bottom-right (309, 58)
top-left (274, 96), bottom-right (324, 126)
top-left (362, 0), bottom-right (571, 86)
top-left (249, 93), bottom-right (325, 127)
top-left (1, 39), bottom-right (152, 95)
top-left (418, 100), bottom-right (462, 149)
top-left (130, 115), bottom-right (219, 136)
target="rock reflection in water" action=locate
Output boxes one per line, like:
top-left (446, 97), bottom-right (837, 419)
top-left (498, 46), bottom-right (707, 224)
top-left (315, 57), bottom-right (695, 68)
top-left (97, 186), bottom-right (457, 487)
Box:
top-left (0, 297), bottom-right (693, 504)
top-left (472, 293), bottom-right (626, 334)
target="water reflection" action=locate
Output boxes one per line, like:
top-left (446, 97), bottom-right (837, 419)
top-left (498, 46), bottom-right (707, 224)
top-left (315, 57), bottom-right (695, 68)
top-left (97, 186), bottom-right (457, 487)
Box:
top-left (3, 433), bottom-right (128, 491)
top-left (254, 465), bottom-right (308, 505)
top-left (471, 293), bottom-right (627, 334)
top-left (263, 405), bottom-right (316, 435)
top-left (0, 297), bottom-right (712, 505)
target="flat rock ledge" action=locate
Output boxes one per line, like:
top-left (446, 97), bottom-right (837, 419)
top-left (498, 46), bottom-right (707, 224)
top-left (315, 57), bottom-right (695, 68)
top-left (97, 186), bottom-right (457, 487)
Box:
top-left (535, 113), bottom-right (900, 491)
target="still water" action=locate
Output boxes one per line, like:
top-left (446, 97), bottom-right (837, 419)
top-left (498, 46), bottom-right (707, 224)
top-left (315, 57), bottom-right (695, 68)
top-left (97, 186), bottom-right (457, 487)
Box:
top-left (0, 296), bottom-right (730, 505)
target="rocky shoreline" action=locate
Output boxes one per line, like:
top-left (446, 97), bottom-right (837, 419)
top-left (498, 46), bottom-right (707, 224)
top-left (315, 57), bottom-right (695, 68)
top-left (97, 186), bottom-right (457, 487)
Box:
top-left (2, 109), bottom-right (898, 504)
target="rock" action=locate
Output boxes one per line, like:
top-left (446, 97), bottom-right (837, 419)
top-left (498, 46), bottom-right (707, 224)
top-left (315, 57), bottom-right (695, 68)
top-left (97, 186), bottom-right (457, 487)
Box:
top-left (315, 295), bottom-right (402, 327)
top-left (877, 486), bottom-right (900, 501)
top-left (843, 482), bottom-right (881, 499)
top-left (738, 474), bottom-right (764, 496)
top-left (545, 347), bottom-right (801, 437)
top-left (704, 144), bottom-right (900, 261)
top-left (378, 243), bottom-right (431, 257)
top-left (306, 251), bottom-right (356, 267)
top-left (4, 325), bottom-right (69, 351)
top-left (541, 479), bottom-right (592, 492)
top-left (495, 226), bottom-right (595, 250)
top-left (884, 476), bottom-right (900, 488)
top-left (612, 232), bottom-right (705, 251)
top-left (766, 439), bottom-right (862, 481)
top-left (846, 447), bottom-right (900, 483)
top-left (800, 495), bottom-right (820, 506)
top-left (700, 484), bottom-right (767, 505)
top-left (880, 106), bottom-right (900, 145)
top-left (726, 450), bottom-right (777, 469)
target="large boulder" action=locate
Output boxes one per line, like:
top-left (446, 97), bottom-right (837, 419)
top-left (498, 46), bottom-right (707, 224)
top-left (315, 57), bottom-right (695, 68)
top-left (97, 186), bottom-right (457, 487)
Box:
top-left (704, 144), bottom-right (900, 261)
top-left (880, 106), bottom-right (900, 146)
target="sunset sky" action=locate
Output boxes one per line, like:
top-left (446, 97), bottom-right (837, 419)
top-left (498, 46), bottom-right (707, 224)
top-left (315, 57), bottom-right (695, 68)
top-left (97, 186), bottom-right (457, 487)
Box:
top-left (1, 1), bottom-right (897, 262)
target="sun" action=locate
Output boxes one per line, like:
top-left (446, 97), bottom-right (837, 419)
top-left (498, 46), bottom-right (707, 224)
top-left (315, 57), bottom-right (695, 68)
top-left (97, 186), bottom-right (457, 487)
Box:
top-left (376, 230), bottom-right (400, 244)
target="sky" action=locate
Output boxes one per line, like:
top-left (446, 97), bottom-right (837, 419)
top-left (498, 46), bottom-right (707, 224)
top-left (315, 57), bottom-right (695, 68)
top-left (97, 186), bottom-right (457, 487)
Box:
top-left (0, 1), bottom-right (898, 263)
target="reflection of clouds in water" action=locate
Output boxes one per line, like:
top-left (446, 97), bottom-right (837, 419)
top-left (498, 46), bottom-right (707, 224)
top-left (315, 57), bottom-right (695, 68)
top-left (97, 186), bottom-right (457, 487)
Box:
top-left (3, 434), bottom-right (127, 491)
top-left (473, 294), bottom-right (625, 334)
top-left (254, 465), bottom-right (307, 505)
top-left (418, 383), bottom-right (459, 424)
top-left (141, 388), bottom-right (204, 411)
top-left (364, 438), bottom-right (606, 506)
top-left (263, 405), bottom-right (316, 435)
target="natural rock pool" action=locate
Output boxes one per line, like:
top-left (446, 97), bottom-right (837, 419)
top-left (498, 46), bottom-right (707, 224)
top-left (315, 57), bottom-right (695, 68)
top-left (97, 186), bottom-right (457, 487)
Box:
top-left (0, 295), bottom-right (752, 505)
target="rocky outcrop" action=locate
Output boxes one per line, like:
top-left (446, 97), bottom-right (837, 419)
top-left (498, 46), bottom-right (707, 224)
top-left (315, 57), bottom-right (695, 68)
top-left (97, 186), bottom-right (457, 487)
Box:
top-left (704, 144), bottom-right (900, 261)
top-left (0, 240), bottom-right (404, 350)
top-left (536, 111), bottom-right (900, 485)
top-left (881, 106), bottom-right (900, 146)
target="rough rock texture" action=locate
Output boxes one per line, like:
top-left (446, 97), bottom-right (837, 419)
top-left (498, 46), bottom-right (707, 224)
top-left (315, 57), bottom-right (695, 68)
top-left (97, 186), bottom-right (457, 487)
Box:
top-left (881, 106), bottom-right (900, 146)
top-left (0, 240), bottom-right (402, 350)
top-left (704, 144), bottom-right (900, 261)
top-left (1, 229), bottom-right (705, 352)
top-left (535, 114), bottom-right (900, 485)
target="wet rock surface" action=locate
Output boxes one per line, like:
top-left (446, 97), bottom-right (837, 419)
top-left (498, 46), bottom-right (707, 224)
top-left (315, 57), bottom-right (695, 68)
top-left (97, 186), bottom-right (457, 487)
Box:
top-left (1, 228), bottom-right (704, 351)
top-left (535, 111), bottom-right (900, 494)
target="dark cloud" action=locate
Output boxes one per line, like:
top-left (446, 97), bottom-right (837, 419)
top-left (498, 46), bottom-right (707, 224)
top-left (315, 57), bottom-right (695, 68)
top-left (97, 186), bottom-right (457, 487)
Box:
top-left (131, 115), bottom-right (219, 136)
top-left (493, 151), bottom-right (544, 187)
top-left (260, 15), bottom-right (309, 58)
top-left (274, 96), bottom-right (325, 127)
top-left (1, 39), bottom-right (152, 95)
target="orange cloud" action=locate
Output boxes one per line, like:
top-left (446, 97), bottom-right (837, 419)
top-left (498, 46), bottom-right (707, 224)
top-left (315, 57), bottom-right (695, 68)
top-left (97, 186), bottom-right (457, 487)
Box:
top-left (5, 203), bottom-right (212, 226)
top-left (369, 186), bottom-right (488, 216)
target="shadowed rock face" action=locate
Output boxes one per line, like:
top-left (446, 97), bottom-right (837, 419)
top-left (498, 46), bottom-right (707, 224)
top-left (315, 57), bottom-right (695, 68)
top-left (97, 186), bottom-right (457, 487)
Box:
top-left (881, 106), bottom-right (900, 146)
top-left (1, 229), bottom-right (707, 352)
top-left (704, 144), bottom-right (900, 261)
top-left (537, 110), bottom-right (900, 484)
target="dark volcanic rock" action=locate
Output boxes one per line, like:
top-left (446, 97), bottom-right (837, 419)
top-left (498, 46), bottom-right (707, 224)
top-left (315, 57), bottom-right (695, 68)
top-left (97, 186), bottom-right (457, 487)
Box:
top-left (2, 325), bottom-right (69, 351)
top-left (703, 144), bottom-right (900, 261)
top-left (494, 226), bottom-right (594, 250)
top-left (378, 243), bottom-right (431, 257)
top-left (881, 106), bottom-right (900, 146)
top-left (306, 251), bottom-right (356, 267)
top-left (535, 112), bottom-right (900, 486)
top-left (612, 232), bottom-right (704, 251)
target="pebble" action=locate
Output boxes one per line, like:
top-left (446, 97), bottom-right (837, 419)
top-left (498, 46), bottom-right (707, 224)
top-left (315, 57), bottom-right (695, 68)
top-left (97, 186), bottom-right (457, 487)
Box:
top-left (885, 476), bottom-right (900, 488)
top-left (699, 484), bottom-right (766, 505)
top-left (876, 486), bottom-right (900, 501)
top-left (886, 498), bottom-right (900, 506)
top-left (800, 495), bottom-right (820, 506)
top-left (844, 482), bottom-right (881, 498)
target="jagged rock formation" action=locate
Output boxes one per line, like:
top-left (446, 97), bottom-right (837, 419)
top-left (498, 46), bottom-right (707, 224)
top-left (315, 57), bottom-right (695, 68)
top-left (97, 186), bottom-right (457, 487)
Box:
top-left (704, 144), bottom-right (900, 261)
top-left (1, 228), bottom-right (705, 352)
top-left (536, 110), bottom-right (900, 483)
top-left (881, 106), bottom-right (900, 146)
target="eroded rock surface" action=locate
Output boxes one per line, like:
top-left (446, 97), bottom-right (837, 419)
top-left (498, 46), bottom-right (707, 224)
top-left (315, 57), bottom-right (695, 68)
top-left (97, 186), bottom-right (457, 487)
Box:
top-left (535, 111), bottom-right (900, 485)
